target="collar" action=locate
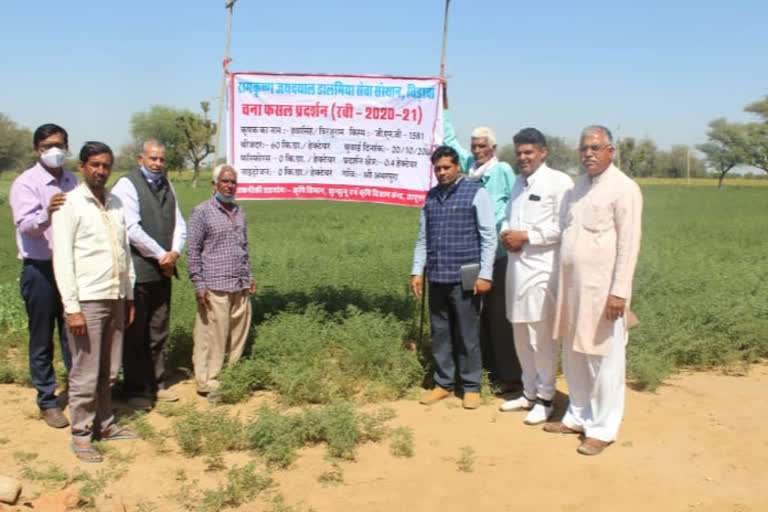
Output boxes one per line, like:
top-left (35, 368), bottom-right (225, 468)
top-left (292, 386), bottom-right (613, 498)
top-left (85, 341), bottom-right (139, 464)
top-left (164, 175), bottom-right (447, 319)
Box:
top-left (78, 182), bottom-right (112, 208)
top-left (522, 163), bottom-right (549, 188)
top-left (32, 162), bottom-right (71, 186)
top-left (438, 175), bottom-right (463, 194)
top-left (140, 166), bottom-right (165, 182)
top-left (589, 164), bottom-right (615, 185)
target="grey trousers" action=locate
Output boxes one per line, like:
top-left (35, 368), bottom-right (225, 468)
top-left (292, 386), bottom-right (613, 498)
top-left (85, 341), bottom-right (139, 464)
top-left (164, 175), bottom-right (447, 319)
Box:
top-left (428, 282), bottom-right (482, 392)
top-left (68, 300), bottom-right (124, 443)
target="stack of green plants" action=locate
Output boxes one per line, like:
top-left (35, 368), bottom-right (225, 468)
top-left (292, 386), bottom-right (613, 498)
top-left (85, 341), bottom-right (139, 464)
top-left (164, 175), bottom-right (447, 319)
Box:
top-left (161, 400), bottom-right (397, 469)
top-left (216, 305), bottom-right (423, 404)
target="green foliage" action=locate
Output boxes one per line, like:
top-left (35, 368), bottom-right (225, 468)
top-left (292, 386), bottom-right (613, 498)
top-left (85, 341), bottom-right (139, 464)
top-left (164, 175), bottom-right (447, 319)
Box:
top-left (389, 427), bottom-right (415, 458)
top-left (627, 185), bottom-right (768, 389)
top-left (0, 113), bottom-right (35, 175)
top-left (218, 305), bottom-right (422, 405)
top-left (199, 463), bottom-right (273, 512)
top-left (176, 101), bottom-right (216, 187)
top-left (21, 463), bottom-right (69, 484)
top-left (72, 464), bottom-right (128, 506)
top-left (171, 407), bottom-right (245, 457)
top-left (126, 412), bottom-right (166, 451)
top-left (170, 463), bottom-right (272, 512)
top-left (480, 370), bottom-right (498, 404)
top-left (244, 402), bottom-right (396, 468)
top-left (130, 105), bottom-right (190, 171)
top-left (457, 446), bottom-right (475, 472)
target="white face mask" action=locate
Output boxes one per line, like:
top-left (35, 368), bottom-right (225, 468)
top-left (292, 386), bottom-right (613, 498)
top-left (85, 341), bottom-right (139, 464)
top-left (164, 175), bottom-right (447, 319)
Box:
top-left (40, 147), bottom-right (67, 168)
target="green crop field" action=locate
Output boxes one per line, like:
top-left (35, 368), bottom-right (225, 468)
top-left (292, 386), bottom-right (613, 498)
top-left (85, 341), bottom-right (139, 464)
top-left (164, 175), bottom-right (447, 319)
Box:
top-left (1, 174), bottom-right (766, 397)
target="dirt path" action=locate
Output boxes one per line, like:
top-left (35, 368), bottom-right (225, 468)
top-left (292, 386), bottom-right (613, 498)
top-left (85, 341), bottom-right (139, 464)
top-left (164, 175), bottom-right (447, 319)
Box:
top-left (1, 364), bottom-right (766, 511)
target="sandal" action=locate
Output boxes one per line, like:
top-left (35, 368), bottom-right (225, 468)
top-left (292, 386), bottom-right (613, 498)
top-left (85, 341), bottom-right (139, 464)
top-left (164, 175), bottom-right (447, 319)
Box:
top-left (70, 443), bottom-right (103, 463)
top-left (100, 425), bottom-right (140, 441)
top-left (542, 422), bottom-right (582, 435)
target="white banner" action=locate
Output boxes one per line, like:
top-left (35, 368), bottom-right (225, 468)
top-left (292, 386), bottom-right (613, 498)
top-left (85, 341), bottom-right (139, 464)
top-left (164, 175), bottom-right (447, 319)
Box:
top-left (228, 72), bottom-right (443, 206)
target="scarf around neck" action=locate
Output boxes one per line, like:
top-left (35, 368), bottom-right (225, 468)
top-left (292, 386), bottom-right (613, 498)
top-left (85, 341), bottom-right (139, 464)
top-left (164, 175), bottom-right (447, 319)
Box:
top-left (468, 156), bottom-right (498, 181)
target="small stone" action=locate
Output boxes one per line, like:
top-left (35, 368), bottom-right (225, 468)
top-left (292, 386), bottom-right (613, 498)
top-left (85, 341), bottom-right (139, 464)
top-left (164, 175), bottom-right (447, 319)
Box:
top-left (0, 476), bottom-right (21, 504)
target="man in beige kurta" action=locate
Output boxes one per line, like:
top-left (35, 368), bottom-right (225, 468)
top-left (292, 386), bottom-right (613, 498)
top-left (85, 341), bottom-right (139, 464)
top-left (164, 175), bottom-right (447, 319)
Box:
top-left (545, 125), bottom-right (642, 456)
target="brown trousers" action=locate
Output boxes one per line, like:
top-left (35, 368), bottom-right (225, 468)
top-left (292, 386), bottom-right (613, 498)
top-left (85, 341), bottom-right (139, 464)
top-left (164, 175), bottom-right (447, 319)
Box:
top-left (68, 300), bottom-right (124, 443)
top-left (193, 290), bottom-right (251, 393)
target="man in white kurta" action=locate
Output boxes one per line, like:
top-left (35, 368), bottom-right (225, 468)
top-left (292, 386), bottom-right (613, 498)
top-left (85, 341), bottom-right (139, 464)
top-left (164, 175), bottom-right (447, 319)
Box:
top-left (546, 126), bottom-right (643, 456)
top-left (498, 128), bottom-right (573, 425)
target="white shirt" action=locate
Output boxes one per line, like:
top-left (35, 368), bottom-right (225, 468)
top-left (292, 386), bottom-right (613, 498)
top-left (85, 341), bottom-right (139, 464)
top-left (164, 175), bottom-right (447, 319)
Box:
top-left (501, 163), bottom-right (574, 323)
top-left (52, 184), bottom-right (135, 314)
top-left (111, 174), bottom-right (187, 259)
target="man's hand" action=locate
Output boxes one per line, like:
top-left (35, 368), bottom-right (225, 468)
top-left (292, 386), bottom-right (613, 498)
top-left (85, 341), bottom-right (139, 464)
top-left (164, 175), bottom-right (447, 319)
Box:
top-left (473, 278), bottom-right (492, 295)
top-left (47, 192), bottom-right (67, 216)
top-left (124, 300), bottom-right (135, 328)
top-left (249, 280), bottom-right (257, 295)
top-left (605, 295), bottom-right (627, 321)
top-left (500, 230), bottom-right (528, 253)
top-left (410, 275), bottom-right (424, 299)
top-left (158, 251), bottom-right (179, 277)
top-left (196, 290), bottom-right (210, 309)
top-left (67, 313), bottom-right (87, 336)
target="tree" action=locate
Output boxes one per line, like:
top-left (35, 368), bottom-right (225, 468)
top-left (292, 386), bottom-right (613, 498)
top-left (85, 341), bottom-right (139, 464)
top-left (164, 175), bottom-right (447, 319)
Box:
top-left (176, 102), bottom-right (216, 188)
top-left (744, 95), bottom-right (768, 121)
top-left (618, 137), bottom-right (658, 177)
top-left (543, 134), bottom-right (579, 174)
top-left (0, 113), bottom-right (35, 177)
top-left (113, 141), bottom-right (143, 173)
top-left (497, 144), bottom-right (516, 172)
top-left (696, 118), bottom-right (748, 187)
top-left (130, 105), bottom-right (190, 172)
top-left (743, 122), bottom-right (768, 174)
top-left (655, 145), bottom-right (707, 178)
top-left (743, 97), bottom-right (768, 175)
top-left (497, 134), bottom-right (578, 175)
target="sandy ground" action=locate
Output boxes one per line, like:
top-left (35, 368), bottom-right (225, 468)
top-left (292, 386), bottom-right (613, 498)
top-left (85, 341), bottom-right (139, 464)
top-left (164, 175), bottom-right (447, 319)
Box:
top-left (0, 363), bottom-right (766, 511)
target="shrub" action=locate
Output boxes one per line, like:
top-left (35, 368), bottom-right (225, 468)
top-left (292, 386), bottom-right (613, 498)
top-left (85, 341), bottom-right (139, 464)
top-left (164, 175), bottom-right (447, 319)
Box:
top-left (218, 305), bottom-right (423, 405)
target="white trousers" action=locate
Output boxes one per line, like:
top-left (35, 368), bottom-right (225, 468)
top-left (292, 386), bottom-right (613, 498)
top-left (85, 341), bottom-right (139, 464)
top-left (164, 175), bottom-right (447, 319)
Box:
top-left (562, 318), bottom-right (626, 442)
top-left (512, 320), bottom-right (558, 401)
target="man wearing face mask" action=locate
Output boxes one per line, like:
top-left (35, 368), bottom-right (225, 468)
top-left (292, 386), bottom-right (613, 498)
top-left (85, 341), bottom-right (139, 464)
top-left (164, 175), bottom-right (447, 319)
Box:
top-left (111, 139), bottom-right (187, 405)
top-left (441, 84), bottom-right (520, 393)
top-left (10, 123), bottom-right (76, 428)
top-left (186, 164), bottom-right (255, 402)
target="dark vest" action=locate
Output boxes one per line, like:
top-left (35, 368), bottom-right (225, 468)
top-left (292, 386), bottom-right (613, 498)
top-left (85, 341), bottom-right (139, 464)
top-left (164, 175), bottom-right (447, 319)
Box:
top-left (124, 168), bottom-right (176, 283)
top-left (424, 178), bottom-right (482, 283)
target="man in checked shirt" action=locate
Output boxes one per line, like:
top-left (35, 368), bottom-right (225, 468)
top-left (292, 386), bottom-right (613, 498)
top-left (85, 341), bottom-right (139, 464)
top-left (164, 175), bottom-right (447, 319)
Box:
top-left (186, 164), bottom-right (256, 401)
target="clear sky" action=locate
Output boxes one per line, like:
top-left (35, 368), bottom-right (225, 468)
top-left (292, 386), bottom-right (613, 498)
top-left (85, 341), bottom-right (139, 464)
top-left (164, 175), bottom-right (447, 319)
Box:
top-left (1, 0), bottom-right (766, 156)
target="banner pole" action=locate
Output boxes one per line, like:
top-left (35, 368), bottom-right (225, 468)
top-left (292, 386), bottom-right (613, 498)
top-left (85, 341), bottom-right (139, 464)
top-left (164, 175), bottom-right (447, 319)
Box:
top-left (419, 0), bottom-right (451, 348)
top-left (214, 0), bottom-right (237, 165)
top-left (439, 0), bottom-right (451, 79)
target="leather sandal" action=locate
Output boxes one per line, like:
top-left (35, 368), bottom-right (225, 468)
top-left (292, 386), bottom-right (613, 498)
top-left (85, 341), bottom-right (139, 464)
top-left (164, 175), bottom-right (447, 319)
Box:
top-left (542, 422), bottom-right (581, 435)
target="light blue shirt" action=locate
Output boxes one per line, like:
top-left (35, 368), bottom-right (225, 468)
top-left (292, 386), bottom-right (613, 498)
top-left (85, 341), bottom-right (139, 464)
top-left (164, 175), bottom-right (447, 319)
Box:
top-left (411, 179), bottom-right (497, 281)
top-left (443, 109), bottom-right (516, 259)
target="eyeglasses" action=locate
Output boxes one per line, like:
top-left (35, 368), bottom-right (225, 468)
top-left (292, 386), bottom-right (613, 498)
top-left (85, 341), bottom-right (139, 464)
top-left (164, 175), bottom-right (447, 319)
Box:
top-left (579, 144), bottom-right (613, 153)
top-left (39, 142), bottom-right (67, 151)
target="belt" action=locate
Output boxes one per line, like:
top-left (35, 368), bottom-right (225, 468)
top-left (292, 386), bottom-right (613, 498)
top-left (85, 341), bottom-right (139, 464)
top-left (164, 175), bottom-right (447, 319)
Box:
top-left (23, 258), bottom-right (53, 267)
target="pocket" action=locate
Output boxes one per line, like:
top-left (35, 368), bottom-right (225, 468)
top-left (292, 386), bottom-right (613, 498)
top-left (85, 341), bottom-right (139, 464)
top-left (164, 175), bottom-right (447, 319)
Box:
top-left (522, 198), bottom-right (547, 225)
